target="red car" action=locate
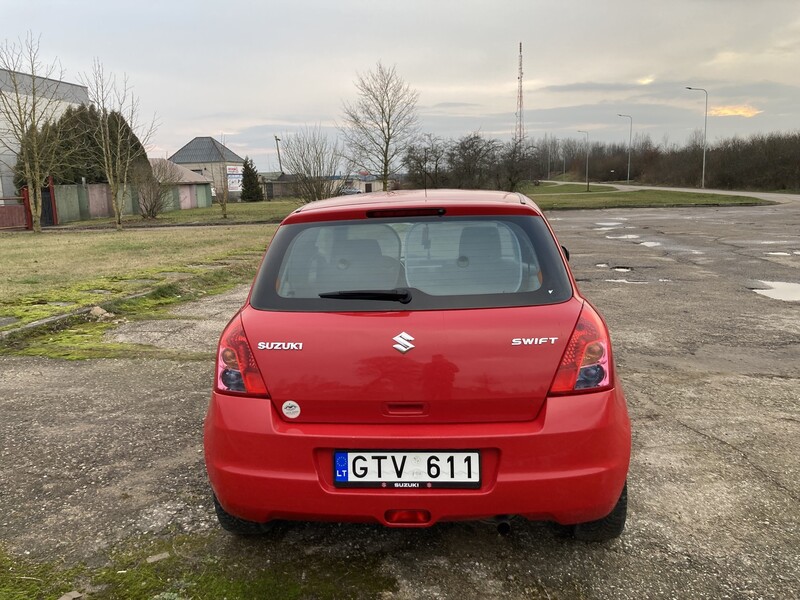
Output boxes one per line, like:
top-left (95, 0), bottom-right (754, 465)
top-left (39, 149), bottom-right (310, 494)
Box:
top-left (204, 189), bottom-right (630, 540)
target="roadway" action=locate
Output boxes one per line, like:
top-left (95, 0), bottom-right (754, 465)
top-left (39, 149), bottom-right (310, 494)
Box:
top-left (0, 198), bottom-right (798, 598)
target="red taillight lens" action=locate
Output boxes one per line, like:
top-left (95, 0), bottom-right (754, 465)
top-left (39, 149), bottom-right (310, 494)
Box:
top-left (215, 315), bottom-right (269, 397)
top-left (549, 305), bottom-right (613, 395)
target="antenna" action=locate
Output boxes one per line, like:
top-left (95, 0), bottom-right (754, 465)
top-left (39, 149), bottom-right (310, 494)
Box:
top-left (515, 42), bottom-right (525, 142)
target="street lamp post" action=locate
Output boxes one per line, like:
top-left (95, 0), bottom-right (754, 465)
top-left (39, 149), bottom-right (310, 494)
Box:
top-left (577, 130), bottom-right (589, 191)
top-left (685, 86), bottom-right (708, 189)
top-left (274, 135), bottom-right (283, 174)
top-left (546, 135), bottom-right (550, 179)
top-left (553, 137), bottom-right (564, 176)
top-left (617, 114), bottom-right (633, 184)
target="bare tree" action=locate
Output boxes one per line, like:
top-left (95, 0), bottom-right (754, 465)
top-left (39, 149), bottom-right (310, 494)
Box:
top-left (282, 126), bottom-right (352, 203)
top-left (0, 33), bottom-right (80, 232)
top-left (133, 158), bottom-right (182, 219)
top-left (403, 133), bottom-right (447, 189)
top-left (447, 133), bottom-right (499, 189)
top-left (495, 138), bottom-right (534, 192)
top-left (217, 170), bottom-right (229, 219)
top-left (83, 59), bottom-right (155, 230)
top-left (341, 61), bottom-right (419, 191)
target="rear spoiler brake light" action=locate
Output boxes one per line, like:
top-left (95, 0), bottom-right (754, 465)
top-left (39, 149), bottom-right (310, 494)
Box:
top-left (366, 208), bottom-right (446, 218)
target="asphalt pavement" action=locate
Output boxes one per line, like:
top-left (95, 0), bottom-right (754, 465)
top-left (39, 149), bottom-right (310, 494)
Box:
top-left (0, 198), bottom-right (798, 599)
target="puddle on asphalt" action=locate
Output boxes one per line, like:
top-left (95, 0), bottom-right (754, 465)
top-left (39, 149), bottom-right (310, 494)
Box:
top-left (753, 281), bottom-right (800, 302)
top-left (606, 234), bottom-right (640, 240)
top-left (605, 279), bottom-right (648, 284)
top-left (765, 252), bottom-right (792, 256)
top-left (759, 241), bottom-right (791, 245)
top-left (596, 222), bottom-right (623, 227)
top-left (596, 264), bottom-right (634, 273)
top-left (640, 241), bottom-right (662, 247)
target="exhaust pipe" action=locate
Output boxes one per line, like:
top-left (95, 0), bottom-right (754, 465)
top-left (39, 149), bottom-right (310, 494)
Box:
top-left (495, 516), bottom-right (512, 535)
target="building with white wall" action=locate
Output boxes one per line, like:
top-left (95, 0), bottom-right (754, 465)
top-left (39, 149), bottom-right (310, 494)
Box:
top-left (0, 68), bottom-right (89, 198)
top-left (169, 137), bottom-right (245, 201)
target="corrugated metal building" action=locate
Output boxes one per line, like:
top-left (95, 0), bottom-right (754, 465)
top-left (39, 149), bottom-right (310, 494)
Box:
top-left (0, 68), bottom-right (89, 198)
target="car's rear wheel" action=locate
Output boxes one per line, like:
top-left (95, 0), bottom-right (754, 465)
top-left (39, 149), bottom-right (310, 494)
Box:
top-left (213, 494), bottom-right (273, 535)
top-left (572, 482), bottom-right (627, 542)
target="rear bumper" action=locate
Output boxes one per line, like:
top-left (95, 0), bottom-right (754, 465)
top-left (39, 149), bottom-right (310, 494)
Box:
top-left (204, 389), bottom-right (630, 527)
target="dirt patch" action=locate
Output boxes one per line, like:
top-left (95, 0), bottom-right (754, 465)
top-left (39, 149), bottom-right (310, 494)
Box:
top-left (106, 286), bottom-right (249, 353)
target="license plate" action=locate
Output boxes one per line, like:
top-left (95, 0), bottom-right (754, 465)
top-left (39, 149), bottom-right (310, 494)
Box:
top-left (333, 450), bottom-right (481, 489)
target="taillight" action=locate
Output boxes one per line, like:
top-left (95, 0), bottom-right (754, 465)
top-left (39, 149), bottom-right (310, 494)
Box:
top-left (215, 315), bottom-right (269, 397)
top-left (549, 305), bottom-right (613, 395)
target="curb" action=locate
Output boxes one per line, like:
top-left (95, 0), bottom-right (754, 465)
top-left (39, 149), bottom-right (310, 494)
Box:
top-left (0, 290), bottom-right (158, 341)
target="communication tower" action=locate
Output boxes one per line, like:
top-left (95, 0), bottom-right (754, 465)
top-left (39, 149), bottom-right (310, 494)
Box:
top-left (515, 42), bottom-right (525, 142)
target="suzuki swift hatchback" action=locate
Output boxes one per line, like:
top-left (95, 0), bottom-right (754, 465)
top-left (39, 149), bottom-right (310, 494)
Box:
top-left (204, 189), bottom-right (631, 540)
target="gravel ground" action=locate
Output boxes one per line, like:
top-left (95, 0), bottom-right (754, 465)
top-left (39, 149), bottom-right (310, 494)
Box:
top-left (1, 201), bottom-right (799, 599)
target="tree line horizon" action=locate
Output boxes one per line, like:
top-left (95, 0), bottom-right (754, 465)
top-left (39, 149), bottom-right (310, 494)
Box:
top-left (5, 36), bottom-right (798, 227)
top-left (401, 129), bottom-right (800, 192)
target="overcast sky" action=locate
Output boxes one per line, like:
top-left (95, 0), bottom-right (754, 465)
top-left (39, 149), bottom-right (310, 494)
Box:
top-left (5, 0), bottom-right (800, 171)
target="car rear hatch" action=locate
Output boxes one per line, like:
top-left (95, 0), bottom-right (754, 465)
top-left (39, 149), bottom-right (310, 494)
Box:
top-left (240, 298), bottom-right (582, 424)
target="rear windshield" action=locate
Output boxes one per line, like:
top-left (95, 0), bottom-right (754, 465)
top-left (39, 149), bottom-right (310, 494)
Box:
top-left (250, 215), bottom-right (572, 311)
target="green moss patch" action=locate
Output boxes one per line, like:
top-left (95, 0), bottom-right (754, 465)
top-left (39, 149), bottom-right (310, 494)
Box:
top-left (1, 319), bottom-right (209, 361)
top-left (0, 262), bottom-right (254, 360)
top-left (1, 535), bottom-right (397, 600)
top-left (94, 535), bottom-right (396, 600)
top-left (0, 548), bottom-right (84, 600)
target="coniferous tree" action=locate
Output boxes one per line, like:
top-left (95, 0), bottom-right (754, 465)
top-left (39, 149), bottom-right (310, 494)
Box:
top-left (240, 156), bottom-right (263, 202)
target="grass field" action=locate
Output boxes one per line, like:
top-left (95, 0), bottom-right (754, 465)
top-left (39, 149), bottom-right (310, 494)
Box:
top-left (519, 182), bottom-right (614, 194)
top-left (0, 224), bottom-right (276, 328)
top-left (0, 185), bottom-right (771, 331)
top-left (531, 188), bottom-right (771, 210)
top-left (484, 182), bottom-right (768, 209)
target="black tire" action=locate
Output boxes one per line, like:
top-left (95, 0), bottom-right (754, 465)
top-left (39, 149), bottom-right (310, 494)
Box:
top-left (573, 483), bottom-right (627, 542)
top-left (213, 495), bottom-right (272, 535)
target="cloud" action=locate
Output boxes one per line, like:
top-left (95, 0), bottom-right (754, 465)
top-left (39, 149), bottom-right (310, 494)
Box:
top-left (17, 0), bottom-right (787, 172)
top-left (540, 82), bottom-right (641, 94)
top-left (427, 102), bottom-right (482, 109)
top-left (709, 105), bottom-right (763, 118)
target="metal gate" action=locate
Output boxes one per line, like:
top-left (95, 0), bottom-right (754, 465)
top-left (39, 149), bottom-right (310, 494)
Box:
top-left (21, 178), bottom-right (58, 228)
top-left (40, 186), bottom-right (55, 226)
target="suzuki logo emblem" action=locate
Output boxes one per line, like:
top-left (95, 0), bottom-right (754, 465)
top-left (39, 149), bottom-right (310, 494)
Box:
top-left (392, 331), bottom-right (415, 353)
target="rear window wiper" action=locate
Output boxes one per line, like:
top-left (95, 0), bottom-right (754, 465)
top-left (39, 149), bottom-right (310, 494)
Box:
top-left (319, 288), bottom-right (412, 304)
